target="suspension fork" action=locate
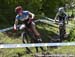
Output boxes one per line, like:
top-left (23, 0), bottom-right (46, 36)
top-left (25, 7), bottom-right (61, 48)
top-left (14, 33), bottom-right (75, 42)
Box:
top-left (21, 29), bottom-right (32, 53)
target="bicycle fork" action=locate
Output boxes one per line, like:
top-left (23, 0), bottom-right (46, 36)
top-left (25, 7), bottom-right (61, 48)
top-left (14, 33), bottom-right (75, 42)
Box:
top-left (21, 32), bottom-right (32, 53)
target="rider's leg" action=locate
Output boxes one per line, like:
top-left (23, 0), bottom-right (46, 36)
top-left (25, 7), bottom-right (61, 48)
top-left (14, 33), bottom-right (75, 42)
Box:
top-left (31, 37), bottom-right (39, 53)
top-left (30, 22), bottom-right (45, 51)
top-left (31, 23), bottom-right (43, 43)
top-left (30, 22), bottom-right (41, 39)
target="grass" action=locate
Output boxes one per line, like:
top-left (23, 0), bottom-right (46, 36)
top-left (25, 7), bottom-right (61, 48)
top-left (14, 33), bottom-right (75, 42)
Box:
top-left (0, 23), bottom-right (58, 57)
top-left (0, 19), bottom-right (75, 57)
top-left (51, 46), bottom-right (75, 55)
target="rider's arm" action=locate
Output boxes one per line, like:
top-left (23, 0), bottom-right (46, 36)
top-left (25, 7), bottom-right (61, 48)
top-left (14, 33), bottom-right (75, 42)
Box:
top-left (27, 11), bottom-right (35, 23)
top-left (14, 19), bottom-right (18, 30)
top-left (64, 12), bottom-right (68, 24)
top-left (54, 12), bottom-right (59, 21)
top-left (28, 11), bottom-right (35, 19)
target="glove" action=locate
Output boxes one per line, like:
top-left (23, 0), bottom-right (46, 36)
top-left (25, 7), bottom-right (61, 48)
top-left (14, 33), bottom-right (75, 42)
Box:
top-left (13, 29), bottom-right (17, 32)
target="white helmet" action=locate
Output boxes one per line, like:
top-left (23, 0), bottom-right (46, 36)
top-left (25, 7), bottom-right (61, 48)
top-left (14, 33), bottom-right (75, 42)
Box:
top-left (58, 7), bottom-right (64, 13)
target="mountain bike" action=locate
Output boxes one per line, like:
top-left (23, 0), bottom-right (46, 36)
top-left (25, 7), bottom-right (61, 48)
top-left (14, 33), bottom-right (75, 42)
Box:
top-left (55, 17), bottom-right (67, 42)
top-left (20, 22), bottom-right (45, 53)
top-left (59, 19), bottom-right (66, 42)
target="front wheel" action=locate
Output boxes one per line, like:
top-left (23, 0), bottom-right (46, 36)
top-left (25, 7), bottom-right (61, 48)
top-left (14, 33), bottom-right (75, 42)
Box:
top-left (21, 32), bottom-right (28, 43)
top-left (21, 32), bottom-right (32, 53)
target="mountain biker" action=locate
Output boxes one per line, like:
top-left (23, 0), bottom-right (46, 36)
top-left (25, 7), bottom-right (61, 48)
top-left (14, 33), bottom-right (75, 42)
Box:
top-left (13, 6), bottom-right (44, 53)
top-left (54, 7), bottom-right (68, 41)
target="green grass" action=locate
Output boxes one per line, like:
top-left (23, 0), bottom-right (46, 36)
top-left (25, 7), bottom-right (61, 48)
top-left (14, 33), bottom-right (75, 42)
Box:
top-left (0, 23), bottom-right (56, 57)
top-left (51, 46), bottom-right (75, 54)
top-left (0, 23), bottom-right (58, 57)
top-left (0, 20), bottom-right (75, 57)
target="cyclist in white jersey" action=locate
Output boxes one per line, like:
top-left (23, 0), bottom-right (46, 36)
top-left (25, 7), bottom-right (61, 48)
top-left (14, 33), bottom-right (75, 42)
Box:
top-left (14, 6), bottom-right (40, 38)
top-left (13, 6), bottom-right (44, 52)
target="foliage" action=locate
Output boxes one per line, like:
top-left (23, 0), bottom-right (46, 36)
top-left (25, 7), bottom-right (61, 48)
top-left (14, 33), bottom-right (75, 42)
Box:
top-left (0, 23), bottom-right (58, 57)
top-left (0, 0), bottom-right (70, 27)
top-left (68, 28), bottom-right (75, 41)
top-left (0, 23), bottom-right (75, 57)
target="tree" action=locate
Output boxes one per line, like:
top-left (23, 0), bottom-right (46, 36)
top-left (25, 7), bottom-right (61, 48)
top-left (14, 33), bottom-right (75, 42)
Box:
top-left (0, 0), bottom-right (70, 27)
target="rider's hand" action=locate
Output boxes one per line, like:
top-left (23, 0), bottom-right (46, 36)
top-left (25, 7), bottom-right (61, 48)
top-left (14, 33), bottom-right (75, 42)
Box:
top-left (54, 18), bottom-right (56, 21)
top-left (54, 19), bottom-right (56, 23)
top-left (13, 29), bottom-right (17, 32)
top-left (13, 28), bottom-right (17, 32)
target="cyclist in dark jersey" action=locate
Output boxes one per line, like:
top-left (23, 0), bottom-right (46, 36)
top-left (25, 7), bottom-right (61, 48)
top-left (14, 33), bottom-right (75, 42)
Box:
top-left (54, 7), bottom-right (68, 41)
top-left (55, 7), bottom-right (68, 23)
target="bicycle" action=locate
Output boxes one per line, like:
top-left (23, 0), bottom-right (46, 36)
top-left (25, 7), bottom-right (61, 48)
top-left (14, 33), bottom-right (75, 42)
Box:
top-left (59, 19), bottom-right (66, 41)
top-left (20, 22), bottom-right (45, 53)
top-left (55, 17), bottom-right (67, 42)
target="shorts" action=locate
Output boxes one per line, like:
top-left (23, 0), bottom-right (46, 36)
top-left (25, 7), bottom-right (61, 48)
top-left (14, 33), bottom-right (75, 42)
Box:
top-left (19, 22), bottom-right (35, 30)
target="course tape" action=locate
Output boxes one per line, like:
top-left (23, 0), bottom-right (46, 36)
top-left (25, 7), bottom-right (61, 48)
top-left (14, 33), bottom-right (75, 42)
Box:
top-left (35, 54), bottom-right (74, 57)
top-left (0, 19), bottom-right (74, 32)
top-left (0, 25), bottom-right (20, 32)
top-left (0, 42), bottom-right (75, 48)
top-left (0, 19), bottom-right (55, 32)
top-left (44, 17), bottom-right (59, 22)
top-left (0, 27), bottom-right (13, 32)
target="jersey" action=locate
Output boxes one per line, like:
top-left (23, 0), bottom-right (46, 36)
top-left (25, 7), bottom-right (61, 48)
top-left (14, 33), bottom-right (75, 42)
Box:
top-left (16, 11), bottom-right (29, 21)
top-left (56, 11), bottom-right (67, 22)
